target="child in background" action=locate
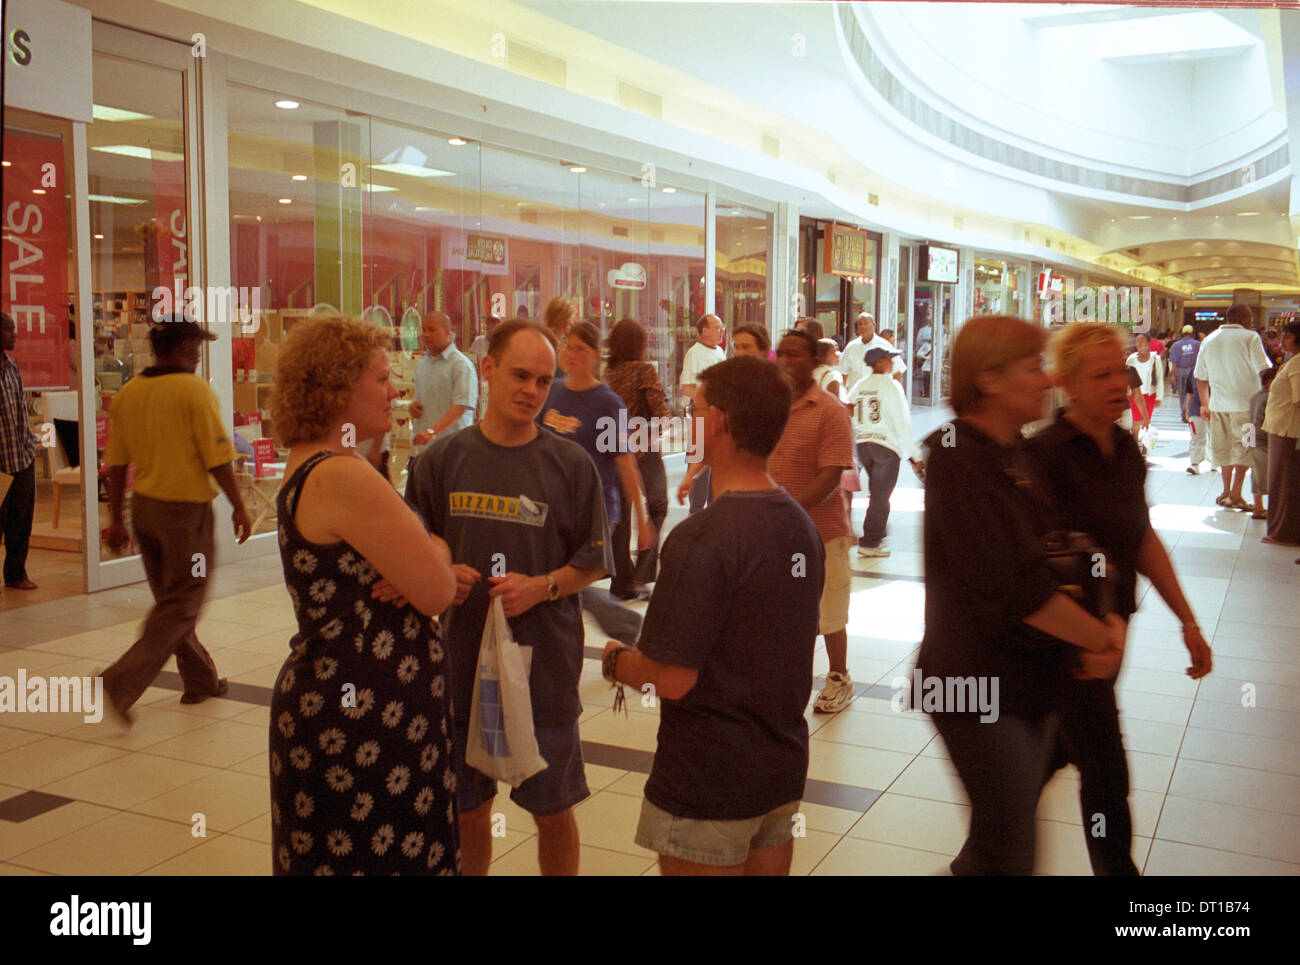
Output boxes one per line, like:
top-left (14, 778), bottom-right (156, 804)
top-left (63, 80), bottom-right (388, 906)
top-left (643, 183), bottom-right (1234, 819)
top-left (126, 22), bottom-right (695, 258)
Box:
top-left (1185, 370), bottom-right (1208, 476)
top-left (845, 347), bottom-right (923, 558)
top-left (1246, 368), bottom-right (1279, 519)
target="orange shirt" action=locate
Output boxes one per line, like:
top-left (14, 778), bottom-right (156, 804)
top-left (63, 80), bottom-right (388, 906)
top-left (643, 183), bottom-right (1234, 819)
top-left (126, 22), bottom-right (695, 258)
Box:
top-left (769, 384), bottom-right (854, 542)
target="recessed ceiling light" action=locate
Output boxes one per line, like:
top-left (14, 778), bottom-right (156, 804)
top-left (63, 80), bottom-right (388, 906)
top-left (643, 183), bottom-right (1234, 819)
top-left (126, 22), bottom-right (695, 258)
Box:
top-left (89, 193), bottom-right (147, 206)
top-left (364, 184), bottom-right (398, 193)
top-left (278, 197), bottom-right (292, 204)
top-left (94, 233), bottom-right (104, 239)
top-left (1128, 215), bottom-right (1152, 220)
top-left (1237, 211), bottom-right (1260, 217)
top-left (448, 137), bottom-right (467, 146)
top-left (569, 166), bottom-right (586, 174)
top-left (372, 162), bottom-right (454, 179)
top-left (92, 104), bottom-right (153, 123)
top-left (291, 174), bottom-right (308, 181)
top-left (1, 161), bottom-right (9, 167)
top-left (275, 99), bottom-right (300, 110)
top-left (32, 188), bottom-right (45, 195)
top-left (662, 187), bottom-right (676, 194)
top-left (93, 144), bottom-right (185, 162)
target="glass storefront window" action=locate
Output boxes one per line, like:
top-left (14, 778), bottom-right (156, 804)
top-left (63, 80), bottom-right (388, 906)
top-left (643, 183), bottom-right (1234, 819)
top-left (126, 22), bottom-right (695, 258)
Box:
top-left (894, 244), bottom-right (911, 366)
top-left (715, 201), bottom-right (770, 342)
top-left (973, 257), bottom-right (1026, 318)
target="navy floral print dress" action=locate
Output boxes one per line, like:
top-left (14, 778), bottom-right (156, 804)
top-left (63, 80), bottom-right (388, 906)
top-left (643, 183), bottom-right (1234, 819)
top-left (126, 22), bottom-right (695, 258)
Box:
top-left (270, 451), bottom-right (459, 875)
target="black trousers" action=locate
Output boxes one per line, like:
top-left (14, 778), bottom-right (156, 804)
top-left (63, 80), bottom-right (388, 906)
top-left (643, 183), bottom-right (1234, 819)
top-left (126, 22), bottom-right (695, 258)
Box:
top-left (932, 711), bottom-right (1057, 875)
top-left (0, 459), bottom-right (36, 586)
top-left (1045, 677), bottom-right (1139, 876)
top-left (612, 450), bottom-right (668, 592)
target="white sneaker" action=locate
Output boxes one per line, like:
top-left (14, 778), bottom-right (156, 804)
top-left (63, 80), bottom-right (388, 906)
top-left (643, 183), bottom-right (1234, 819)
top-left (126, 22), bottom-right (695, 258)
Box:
top-left (814, 671), bottom-right (854, 714)
top-left (857, 544), bottom-right (890, 558)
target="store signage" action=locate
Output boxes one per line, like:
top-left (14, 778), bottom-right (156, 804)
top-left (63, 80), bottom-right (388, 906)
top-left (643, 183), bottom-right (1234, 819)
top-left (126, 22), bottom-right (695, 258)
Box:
top-left (607, 262), bottom-right (647, 290)
top-left (919, 244), bottom-right (958, 284)
top-left (252, 438), bottom-right (276, 479)
top-left (148, 155), bottom-right (188, 319)
top-left (1, 129), bottom-right (71, 388)
top-left (443, 231), bottom-right (508, 276)
top-left (2, 0), bottom-right (92, 123)
top-left (823, 224), bottom-right (869, 277)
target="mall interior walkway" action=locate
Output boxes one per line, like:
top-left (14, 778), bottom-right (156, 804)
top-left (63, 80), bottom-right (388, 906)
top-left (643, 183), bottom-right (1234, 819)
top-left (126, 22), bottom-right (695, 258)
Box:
top-left (0, 403), bottom-right (1296, 876)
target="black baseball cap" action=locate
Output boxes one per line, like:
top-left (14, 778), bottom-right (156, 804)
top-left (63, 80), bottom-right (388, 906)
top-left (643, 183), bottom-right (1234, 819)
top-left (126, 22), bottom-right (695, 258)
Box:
top-left (864, 346), bottom-right (900, 366)
top-left (149, 313), bottom-right (217, 355)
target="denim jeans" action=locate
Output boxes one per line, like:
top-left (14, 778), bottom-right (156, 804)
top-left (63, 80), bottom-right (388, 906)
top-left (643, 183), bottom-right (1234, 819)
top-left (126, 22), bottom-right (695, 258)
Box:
top-left (932, 711), bottom-right (1057, 875)
top-left (580, 587), bottom-right (642, 645)
top-left (855, 442), bottom-right (900, 546)
top-left (0, 459), bottom-right (35, 586)
top-left (612, 450), bottom-right (668, 591)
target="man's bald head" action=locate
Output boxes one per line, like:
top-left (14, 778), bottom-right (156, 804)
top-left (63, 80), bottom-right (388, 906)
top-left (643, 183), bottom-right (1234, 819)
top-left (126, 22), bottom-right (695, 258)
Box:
top-left (422, 310), bottom-right (453, 354)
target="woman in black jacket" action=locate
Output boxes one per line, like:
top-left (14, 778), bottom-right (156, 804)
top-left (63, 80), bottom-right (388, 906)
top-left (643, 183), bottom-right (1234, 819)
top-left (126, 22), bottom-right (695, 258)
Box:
top-left (1026, 321), bottom-right (1212, 875)
top-left (915, 315), bottom-right (1125, 876)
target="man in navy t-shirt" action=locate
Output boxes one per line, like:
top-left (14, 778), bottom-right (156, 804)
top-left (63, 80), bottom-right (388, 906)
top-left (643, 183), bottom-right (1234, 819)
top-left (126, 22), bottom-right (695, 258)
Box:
top-left (603, 356), bottom-right (824, 876)
top-left (1168, 326), bottom-right (1201, 420)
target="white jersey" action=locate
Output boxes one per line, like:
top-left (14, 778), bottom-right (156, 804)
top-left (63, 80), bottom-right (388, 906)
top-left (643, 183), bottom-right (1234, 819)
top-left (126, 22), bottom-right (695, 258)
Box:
top-left (846, 372), bottom-right (920, 461)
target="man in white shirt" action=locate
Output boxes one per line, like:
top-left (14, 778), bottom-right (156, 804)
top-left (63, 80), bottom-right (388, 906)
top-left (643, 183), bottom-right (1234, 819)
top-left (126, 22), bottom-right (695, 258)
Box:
top-left (845, 347), bottom-right (923, 557)
top-left (679, 314), bottom-right (725, 514)
top-left (840, 313), bottom-right (905, 391)
top-left (1195, 305), bottom-right (1273, 510)
top-left (411, 310), bottom-right (477, 454)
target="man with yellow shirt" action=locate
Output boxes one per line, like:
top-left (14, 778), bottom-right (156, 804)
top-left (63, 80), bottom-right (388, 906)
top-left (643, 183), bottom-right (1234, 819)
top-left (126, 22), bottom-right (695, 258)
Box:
top-left (101, 316), bottom-right (253, 722)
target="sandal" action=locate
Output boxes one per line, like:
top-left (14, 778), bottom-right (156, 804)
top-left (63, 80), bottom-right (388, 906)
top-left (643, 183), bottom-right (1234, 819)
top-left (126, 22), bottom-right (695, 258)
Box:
top-left (1215, 494), bottom-right (1231, 507)
top-left (1251, 511), bottom-right (1267, 520)
top-left (1227, 497), bottom-right (1252, 511)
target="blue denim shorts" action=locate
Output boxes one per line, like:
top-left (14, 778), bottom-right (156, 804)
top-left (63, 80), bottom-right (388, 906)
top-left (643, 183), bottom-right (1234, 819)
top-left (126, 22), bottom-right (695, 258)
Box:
top-left (634, 798), bottom-right (801, 866)
top-left (452, 717), bottom-right (590, 817)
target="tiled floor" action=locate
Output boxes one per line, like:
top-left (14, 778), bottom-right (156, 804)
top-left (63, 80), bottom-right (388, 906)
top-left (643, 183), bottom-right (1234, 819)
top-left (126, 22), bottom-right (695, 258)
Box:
top-left (1, 403), bottom-right (1298, 875)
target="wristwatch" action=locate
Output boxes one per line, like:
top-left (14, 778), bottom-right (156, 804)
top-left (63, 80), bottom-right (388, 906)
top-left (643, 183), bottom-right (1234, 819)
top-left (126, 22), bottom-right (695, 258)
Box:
top-left (545, 571), bottom-right (560, 602)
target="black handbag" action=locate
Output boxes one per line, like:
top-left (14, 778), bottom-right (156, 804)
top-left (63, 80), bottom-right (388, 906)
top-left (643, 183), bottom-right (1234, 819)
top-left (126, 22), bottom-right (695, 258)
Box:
top-left (1005, 450), bottom-right (1118, 620)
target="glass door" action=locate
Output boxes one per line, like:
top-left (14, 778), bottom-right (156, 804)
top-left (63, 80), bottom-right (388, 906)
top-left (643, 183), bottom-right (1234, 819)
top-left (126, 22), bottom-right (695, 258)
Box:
top-left (85, 24), bottom-right (205, 590)
top-left (912, 280), bottom-right (953, 405)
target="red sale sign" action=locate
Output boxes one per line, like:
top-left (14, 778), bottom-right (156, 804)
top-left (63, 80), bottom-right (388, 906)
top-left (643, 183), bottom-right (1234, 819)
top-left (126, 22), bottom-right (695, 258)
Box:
top-left (146, 155), bottom-right (187, 316)
top-left (252, 438), bottom-right (276, 479)
top-left (2, 129), bottom-right (70, 387)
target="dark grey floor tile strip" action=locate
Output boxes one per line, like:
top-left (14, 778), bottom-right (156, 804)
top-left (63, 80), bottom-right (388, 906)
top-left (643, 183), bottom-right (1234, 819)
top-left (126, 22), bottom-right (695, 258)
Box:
top-left (0, 789), bottom-right (75, 823)
top-left (803, 779), bottom-right (881, 812)
top-left (153, 670), bottom-right (272, 708)
top-left (141, 676), bottom-right (889, 814)
top-left (850, 570), bottom-right (924, 584)
top-left (580, 740), bottom-right (654, 773)
top-left (579, 739), bottom-right (882, 813)
top-left (813, 674), bottom-right (894, 702)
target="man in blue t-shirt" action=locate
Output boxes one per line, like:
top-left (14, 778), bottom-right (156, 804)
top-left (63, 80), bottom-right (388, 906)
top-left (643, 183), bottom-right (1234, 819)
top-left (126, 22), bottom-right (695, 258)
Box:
top-left (1168, 326), bottom-right (1201, 420)
top-left (604, 356), bottom-right (824, 875)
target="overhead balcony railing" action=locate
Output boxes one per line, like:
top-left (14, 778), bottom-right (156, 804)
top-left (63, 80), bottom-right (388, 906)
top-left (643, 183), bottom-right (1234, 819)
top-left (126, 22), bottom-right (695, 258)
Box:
top-left (834, 3), bottom-right (1288, 207)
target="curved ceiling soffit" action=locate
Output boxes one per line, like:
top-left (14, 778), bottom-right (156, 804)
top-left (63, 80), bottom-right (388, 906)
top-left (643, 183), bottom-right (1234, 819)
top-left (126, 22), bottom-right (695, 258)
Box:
top-left (833, 3), bottom-right (1288, 210)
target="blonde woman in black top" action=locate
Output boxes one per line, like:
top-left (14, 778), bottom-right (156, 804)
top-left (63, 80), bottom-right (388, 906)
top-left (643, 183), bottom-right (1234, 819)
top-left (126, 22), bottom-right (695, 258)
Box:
top-left (1027, 322), bottom-right (1212, 875)
top-left (915, 315), bottom-right (1125, 876)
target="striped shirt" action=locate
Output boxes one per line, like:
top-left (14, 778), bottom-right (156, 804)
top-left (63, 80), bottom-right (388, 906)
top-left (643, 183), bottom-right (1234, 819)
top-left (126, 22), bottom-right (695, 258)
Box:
top-left (0, 353), bottom-right (36, 474)
top-left (769, 383), bottom-right (854, 542)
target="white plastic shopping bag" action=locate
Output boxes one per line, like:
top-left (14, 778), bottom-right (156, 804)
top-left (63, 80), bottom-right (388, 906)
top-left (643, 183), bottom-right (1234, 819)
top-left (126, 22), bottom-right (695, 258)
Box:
top-left (465, 596), bottom-right (547, 787)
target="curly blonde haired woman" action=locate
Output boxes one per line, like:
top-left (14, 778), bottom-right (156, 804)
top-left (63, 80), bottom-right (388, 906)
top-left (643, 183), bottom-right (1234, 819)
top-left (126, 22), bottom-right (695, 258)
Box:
top-left (269, 316), bottom-right (459, 875)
